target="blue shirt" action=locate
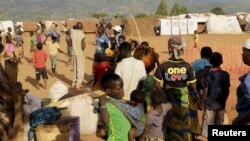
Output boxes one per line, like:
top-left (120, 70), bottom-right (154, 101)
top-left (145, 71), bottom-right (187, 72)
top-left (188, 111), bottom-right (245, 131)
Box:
top-left (96, 34), bottom-right (109, 54)
top-left (192, 58), bottom-right (211, 74)
top-left (236, 72), bottom-right (250, 119)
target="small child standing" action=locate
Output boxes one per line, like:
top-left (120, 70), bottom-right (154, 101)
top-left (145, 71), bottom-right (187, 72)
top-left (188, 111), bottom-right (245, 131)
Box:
top-left (14, 29), bottom-right (24, 62)
top-left (29, 31), bottom-right (36, 60)
top-left (47, 36), bottom-right (63, 77)
top-left (65, 30), bottom-right (73, 65)
top-left (32, 43), bottom-right (48, 89)
top-left (192, 30), bottom-right (199, 48)
top-left (3, 27), bottom-right (14, 57)
top-left (201, 52), bottom-right (230, 137)
top-left (145, 90), bottom-right (172, 141)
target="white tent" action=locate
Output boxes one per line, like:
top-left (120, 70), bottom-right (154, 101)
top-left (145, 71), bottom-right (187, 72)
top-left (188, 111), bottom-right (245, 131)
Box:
top-left (160, 18), bottom-right (197, 35)
top-left (0, 20), bottom-right (15, 35)
top-left (206, 16), bottom-right (242, 34)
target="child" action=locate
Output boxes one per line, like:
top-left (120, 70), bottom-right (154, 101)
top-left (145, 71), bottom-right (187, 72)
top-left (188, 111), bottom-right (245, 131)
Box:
top-left (192, 30), bottom-right (199, 48)
top-left (47, 36), bottom-right (63, 77)
top-left (145, 90), bottom-right (172, 141)
top-left (99, 73), bottom-right (145, 141)
top-left (32, 43), bottom-right (48, 89)
top-left (93, 53), bottom-right (112, 90)
top-left (65, 30), bottom-right (72, 65)
top-left (3, 27), bottom-right (14, 57)
top-left (201, 52), bottom-right (230, 137)
top-left (99, 73), bottom-right (131, 141)
top-left (130, 90), bottom-right (147, 141)
top-left (14, 29), bottom-right (24, 62)
top-left (29, 31), bottom-right (36, 60)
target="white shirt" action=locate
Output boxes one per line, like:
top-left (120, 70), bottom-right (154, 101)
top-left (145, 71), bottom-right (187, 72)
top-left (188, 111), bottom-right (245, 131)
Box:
top-left (115, 57), bottom-right (147, 100)
top-left (71, 30), bottom-right (85, 56)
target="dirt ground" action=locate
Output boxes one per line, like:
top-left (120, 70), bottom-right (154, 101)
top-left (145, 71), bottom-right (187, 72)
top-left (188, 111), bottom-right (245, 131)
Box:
top-left (1, 32), bottom-right (249, 141)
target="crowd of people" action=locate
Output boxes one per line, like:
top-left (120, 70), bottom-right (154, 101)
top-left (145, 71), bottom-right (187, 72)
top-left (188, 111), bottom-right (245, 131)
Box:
top-left (0, 20), bottom-right (250, 141)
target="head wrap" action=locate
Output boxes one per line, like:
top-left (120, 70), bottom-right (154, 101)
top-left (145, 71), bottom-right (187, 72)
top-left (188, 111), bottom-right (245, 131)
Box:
top-left (168, 36), bottom-right (186, 59)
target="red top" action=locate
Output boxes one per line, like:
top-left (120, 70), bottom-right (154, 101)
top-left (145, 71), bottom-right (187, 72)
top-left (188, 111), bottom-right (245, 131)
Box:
top-left (93, 61), bottom-right (111, 85)
top-left (33, 50), bottom-right (48, 68)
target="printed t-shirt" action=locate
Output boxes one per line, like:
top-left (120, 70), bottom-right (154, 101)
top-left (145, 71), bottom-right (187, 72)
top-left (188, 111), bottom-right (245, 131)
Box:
top-left (154, 59), bottom-right (196, 88)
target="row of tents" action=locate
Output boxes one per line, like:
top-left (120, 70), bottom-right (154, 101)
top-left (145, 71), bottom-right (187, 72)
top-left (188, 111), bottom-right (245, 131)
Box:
top-left (159, 12), bottom-right (250, 35)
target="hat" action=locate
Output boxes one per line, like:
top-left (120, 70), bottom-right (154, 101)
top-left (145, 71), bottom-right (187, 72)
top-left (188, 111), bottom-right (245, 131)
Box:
top-left (168, 36), bottom-right (186, 59)
top-left (112, 25), bottom-right (122, 33)
top-left (243, 38), bottom-right (250, 50)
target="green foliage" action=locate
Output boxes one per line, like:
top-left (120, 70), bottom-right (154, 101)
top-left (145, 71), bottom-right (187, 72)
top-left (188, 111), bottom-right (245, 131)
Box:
top-left (155, 0), bottom-right (168, 16)
top-left (210, 6), bottom-right (226, 15)
top-left (170, 3), bottom-right (181, 16)
top-left (114, 13), bottom-right (124, 19)
top-left (180, 7), bottom-right (189, 14)
top-left (171, 3), bottom-right (189, 16)
top-left (91, 12), bottom-right (108, 19)
top-left (135, 13), bottom-right (147, 18)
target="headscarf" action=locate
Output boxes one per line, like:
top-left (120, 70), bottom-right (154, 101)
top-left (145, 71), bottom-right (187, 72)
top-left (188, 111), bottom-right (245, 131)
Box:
top-left (168, 36), bottom-right (186, 59)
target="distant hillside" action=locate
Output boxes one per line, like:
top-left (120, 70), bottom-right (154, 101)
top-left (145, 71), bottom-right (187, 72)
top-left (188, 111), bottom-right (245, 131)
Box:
top-left (0, 0), bottom-right (250, 21)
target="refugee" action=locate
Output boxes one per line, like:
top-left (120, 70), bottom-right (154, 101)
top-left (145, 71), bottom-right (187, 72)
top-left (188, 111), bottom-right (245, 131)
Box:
top-left (115, 42), bottom-right (147, 100)
top-left (201, 52), bottom-right (230, 137)
top-left (189, 46), bottom-right (212, 138)
top-left (3, 27), bottom-right (14, 57)
top-left (47, 36), bottom-right (64, 77)
top-left (154, 36), bottom-right (198, 141)
top-left (14, 28), bottom-right (24, 62)
top-left (112, 25), bottom-right (122, 50)
top-left (65, 30), bottom-right (73, 65)
top-left (145, 90), bottom-right (172, 141)
top-left (29, 31), bottom-right (36, 61)
top-left (232, 38), bottom-right (250, 125)
top-left (96, 26), bottom-right (109, 54)
top-left (92, 54), bottom-right (112, 90)
top-left (32, 43), bottom-right (48, 89)
top-left (118, 35), bottom-right (126, 46)
top-left (99, 73), bottom-right (131, 141)
top-left (71, 22), bottom-right (86, 89)
top-left (192, 30), bottom-right (199, 48)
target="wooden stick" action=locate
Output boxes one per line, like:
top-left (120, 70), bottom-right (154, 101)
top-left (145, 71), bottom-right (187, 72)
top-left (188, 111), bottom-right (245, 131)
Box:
top-left (130, 14), bottom-right (142, 43)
